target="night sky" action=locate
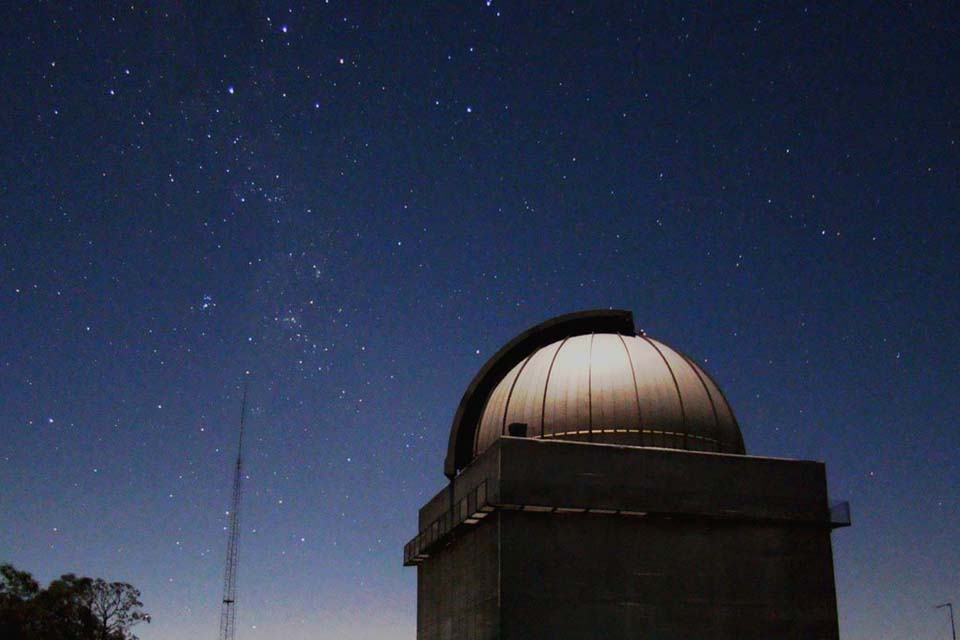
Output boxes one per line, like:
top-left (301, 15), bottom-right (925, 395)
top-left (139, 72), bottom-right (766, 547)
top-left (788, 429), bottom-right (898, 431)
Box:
top-left (1, 3), bottom-right (958, 639)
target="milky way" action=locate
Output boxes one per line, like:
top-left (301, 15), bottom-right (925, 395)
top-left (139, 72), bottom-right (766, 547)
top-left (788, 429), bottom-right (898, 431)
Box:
top-left (1, 4), bottom-right (957, 639)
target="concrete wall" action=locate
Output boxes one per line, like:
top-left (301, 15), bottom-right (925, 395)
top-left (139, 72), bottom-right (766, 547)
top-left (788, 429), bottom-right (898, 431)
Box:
top-left (500, 511), bottom-right (839, 639)
top-left (498, 437), bottom-right (829, 522)
top-left (412, 439), bottom-right (841, 639)
top-left (417, 513), bottom-right (500, 640)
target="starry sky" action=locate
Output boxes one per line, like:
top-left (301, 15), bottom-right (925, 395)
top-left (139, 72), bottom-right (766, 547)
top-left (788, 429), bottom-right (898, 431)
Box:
top-left (1, 3), bottom-right (957, 639)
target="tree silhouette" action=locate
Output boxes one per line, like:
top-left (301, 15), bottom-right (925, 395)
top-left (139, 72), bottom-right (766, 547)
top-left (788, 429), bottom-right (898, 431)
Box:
top-left (0, 564), bottom-right (150, 640)
top-left (87, 578), bottom-right (150, 640)
top-left (0, 564), bottom-right (40, 639)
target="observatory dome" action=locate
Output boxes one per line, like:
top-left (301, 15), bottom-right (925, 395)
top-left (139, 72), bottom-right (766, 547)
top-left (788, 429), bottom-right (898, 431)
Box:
top-left (445, 310), bottom-right (744, 477)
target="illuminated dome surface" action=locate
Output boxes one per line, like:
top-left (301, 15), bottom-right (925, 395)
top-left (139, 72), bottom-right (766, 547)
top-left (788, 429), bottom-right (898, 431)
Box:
top-left (445, 310), bottom-right (744, 477)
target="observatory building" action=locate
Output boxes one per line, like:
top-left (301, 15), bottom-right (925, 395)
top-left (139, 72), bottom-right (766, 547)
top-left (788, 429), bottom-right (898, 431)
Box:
top-left (404, 310), bottom-right (848, 639)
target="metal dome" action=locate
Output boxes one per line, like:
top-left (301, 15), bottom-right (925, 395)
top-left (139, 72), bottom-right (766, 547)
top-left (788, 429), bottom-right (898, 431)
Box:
top-left (445, 310), bottom-right (744, 477)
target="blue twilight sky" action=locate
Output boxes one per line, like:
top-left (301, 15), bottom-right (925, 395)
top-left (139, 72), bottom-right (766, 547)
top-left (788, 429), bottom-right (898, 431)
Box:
top-left (1, 3), bottom-right (957, 639)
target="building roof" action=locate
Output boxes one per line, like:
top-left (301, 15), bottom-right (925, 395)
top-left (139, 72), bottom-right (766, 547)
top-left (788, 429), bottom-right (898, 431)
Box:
top-left (445, 310), bottom-right (744, 477)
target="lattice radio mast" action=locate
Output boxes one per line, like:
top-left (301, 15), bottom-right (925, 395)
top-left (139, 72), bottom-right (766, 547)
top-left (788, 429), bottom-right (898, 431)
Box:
top-left (218, 377), bottom-right (248, 640)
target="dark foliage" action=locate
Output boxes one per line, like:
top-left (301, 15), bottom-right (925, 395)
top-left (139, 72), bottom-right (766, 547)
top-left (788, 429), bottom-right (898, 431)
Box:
top-left (0, 564), bottom-right (149, 640)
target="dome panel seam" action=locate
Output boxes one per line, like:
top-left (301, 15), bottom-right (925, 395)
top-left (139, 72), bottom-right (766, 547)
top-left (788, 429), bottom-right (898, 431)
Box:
top-left (588, 333), bottom-right (595, 441)
top-left (501, 351), bottom-right (537, 436)
top-left (617, 333), bottom-right (644, 437)
top-left (641, 336), bottom-right (687, 448)
top-left (674, 349), bottom-right (723, 452)
top-left (540, 336), bottom-right (570, 438)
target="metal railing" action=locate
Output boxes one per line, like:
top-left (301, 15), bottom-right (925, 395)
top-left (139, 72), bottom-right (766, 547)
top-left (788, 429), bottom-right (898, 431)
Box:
top-left (829, 500), bottom-right (851, 528)
top-left (404, 480), bottom-right (490, 565)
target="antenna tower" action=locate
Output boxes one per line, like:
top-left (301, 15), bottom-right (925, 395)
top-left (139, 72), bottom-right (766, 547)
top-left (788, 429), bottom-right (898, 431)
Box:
top-left (218, 377), bottom-right (248, 640)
